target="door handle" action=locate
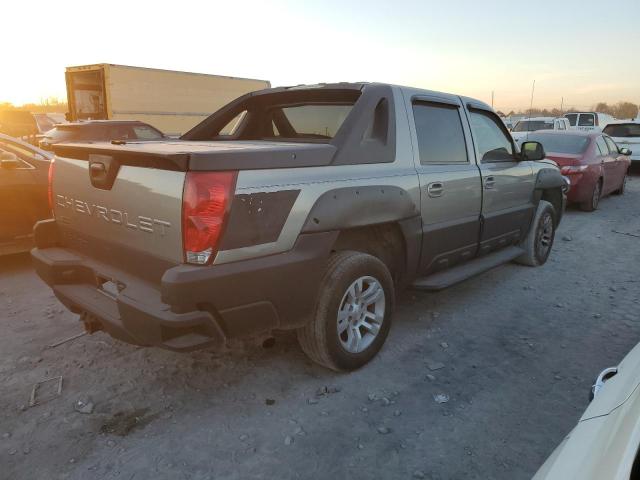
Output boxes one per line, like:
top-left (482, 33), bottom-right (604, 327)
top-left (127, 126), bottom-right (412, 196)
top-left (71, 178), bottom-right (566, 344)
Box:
top-left (484, 176), bottom-right (496, 189)
top-left (427, 182), bottom-right (444, 198)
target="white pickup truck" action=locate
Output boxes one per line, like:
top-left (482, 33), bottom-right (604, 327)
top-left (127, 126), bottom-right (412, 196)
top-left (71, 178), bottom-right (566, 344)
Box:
top-left (511, 117), bottom-right (571, 144)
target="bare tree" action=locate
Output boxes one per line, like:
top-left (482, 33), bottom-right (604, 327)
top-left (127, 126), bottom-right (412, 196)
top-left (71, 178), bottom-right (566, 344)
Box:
top-left (594, 102), bottom-right (614, 115)
top-left (613, 102), bottom-right (639, 119)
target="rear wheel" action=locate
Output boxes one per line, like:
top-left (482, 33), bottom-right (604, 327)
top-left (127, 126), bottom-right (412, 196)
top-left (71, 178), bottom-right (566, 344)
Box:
top-left (297, 251), bottom-right (394, 371)
top-left (515, 200), bottom-right (556, 267)
top-left (580, 179), bottom-right (602, 212)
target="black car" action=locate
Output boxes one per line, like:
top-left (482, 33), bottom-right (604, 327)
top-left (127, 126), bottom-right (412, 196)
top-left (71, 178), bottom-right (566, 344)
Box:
top-left (39, 120), bottom-right (166, 151)
top-left (0, 133), bottom-right (53, 255)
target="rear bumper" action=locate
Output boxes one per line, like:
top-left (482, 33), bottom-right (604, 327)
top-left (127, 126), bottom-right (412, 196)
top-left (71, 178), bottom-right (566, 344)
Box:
top-left (32, 219), bottom-right (336, 352)
top-left (564, 170), bottom-right (598, 204)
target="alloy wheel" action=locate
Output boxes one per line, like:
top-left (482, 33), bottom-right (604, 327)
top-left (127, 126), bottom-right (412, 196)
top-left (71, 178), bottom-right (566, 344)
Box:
top-left (337, 276), bottom-right (385, 354)
top-left (535, 212), bottom-right (554, 261)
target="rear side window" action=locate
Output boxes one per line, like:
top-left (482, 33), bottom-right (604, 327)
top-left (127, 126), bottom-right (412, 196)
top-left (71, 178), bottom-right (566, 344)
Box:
top-left (578, 114), bottom-right (595, 127)
top-left (412, 102), bottom-right (468, 164)
top-left (219, 111), bottom-right (247, 136)
top-left (595, 136), bottom-right (609, 155)
top-left (565, 113), bottom-right (577, 126)
top-left (604, 136), bottom-right (619, 154)
top-left (469, 110), bottom-right (515, 162)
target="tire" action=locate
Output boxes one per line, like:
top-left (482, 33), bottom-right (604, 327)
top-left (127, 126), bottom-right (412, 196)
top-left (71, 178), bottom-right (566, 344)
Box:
top-left (613, 173), bottom-right (627, 195)
top-left (580, 179), bottom-right (602, 211)
top-left (515, 200), bottom-right (556, 267)
top-left (297, 250), bottom-right (394, 371)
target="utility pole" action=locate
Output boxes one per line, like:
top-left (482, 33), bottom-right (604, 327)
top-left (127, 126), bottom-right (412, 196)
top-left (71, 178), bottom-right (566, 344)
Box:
top-left (560, 97), bottom-right (564, 114)
top-left (491, 90), bottom-right (494, 109)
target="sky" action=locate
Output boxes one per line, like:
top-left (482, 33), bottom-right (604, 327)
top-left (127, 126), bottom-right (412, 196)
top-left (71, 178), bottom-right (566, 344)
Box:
top-left (2, 0), bottom-right (639, 112)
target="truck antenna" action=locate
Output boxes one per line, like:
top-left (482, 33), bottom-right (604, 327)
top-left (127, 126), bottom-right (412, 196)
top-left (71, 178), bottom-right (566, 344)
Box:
top-left (526, 80), bottom-right (536, 142)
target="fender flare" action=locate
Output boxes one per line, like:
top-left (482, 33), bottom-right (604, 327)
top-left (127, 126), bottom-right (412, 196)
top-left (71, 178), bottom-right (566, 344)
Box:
top-left (534, 166), bottom-right (565, 190)
top-left (301, 185), bottom-right (419, 233)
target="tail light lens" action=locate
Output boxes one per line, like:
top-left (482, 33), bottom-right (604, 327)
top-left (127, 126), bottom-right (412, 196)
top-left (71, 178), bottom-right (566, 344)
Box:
top-left (182, 171), bottom-right (236, 265)
top-left (560, 165), bottom-right (588, 175)
top-left (47, 158), bottom-right (55, 214)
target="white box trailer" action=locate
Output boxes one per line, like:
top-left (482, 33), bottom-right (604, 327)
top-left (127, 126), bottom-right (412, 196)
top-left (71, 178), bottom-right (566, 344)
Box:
top-left (65, 64), bottom-right (270, 136)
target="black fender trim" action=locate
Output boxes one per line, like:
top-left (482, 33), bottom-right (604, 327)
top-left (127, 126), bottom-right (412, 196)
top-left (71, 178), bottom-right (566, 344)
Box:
top-left (301, 185), bottom-right (419, 233)
top-left (534, 166), bottom-right (565, 190)
top-left (530, 166), bottom-right (567, 227)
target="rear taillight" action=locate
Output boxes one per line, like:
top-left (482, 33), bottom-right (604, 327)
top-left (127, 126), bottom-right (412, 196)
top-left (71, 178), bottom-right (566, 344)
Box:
top-left (182, 171), bottom-right (236, 265)
top-left (560, 165), bottom-right (588, 175)
top-left (47, 158), bottom-right (55, 214)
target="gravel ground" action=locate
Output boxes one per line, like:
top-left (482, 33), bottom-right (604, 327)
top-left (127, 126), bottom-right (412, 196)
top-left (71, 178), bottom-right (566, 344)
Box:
top-left (1, 175), bottom-right (640, 480)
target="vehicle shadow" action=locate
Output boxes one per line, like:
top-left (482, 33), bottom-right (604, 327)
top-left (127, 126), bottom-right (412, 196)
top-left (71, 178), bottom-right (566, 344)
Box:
top-left (0, 251), bottom-right (32, 274)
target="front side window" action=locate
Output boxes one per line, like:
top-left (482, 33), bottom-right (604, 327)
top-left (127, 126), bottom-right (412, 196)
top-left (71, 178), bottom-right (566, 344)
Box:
top-left (412, 102), bottom-right (468, 164)
top-left (565, 113), bottom-right (578, 126)
top-left (578, 114), bottom-right (595, 127)
top-left (469, 110), bottom-right (514, 162)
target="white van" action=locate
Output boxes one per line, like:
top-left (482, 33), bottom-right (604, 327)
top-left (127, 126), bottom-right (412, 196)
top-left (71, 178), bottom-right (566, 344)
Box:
top-left (564, 112), bottom-right (615, 132)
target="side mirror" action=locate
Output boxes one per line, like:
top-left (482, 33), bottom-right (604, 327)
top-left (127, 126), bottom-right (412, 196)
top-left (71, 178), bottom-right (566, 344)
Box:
top-left (619, 147), bottom-right (632, 156)
top-left (0, 151), bottom-right (21, 169)
top-left (521, 141), bottom-right (546, 161)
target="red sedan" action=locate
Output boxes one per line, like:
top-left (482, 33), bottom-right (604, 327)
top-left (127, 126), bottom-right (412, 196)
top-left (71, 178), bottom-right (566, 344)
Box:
top-left (526, 131), bottom-right (631, 211)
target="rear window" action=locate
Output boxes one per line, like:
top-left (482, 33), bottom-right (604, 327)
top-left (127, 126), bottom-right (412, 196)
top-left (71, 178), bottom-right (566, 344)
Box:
top-left (269, 105), bottom-right (352, 139)
top-left (603, 123), bottom-right (640, 138)
top-left (513, 120), bottom-right (554, 132)
top-left (578, 114), bottom-right (595, 127)
top-left (132, 125), bottom-right (164, 140)
top-left (42, 126), bottom-right (81, 143)
top-left (526, 133), bottom-right (590, 154)
top-left (565, 113), bottom-right (578, 126)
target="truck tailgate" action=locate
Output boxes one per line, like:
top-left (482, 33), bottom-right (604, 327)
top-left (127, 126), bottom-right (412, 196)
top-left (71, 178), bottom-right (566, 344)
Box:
top-left (52, 155), bottom-right (185, 276)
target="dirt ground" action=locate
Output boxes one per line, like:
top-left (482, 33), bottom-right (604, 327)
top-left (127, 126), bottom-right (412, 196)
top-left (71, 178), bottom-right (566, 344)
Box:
top-left (2, 175), bottom-right (640, 480)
